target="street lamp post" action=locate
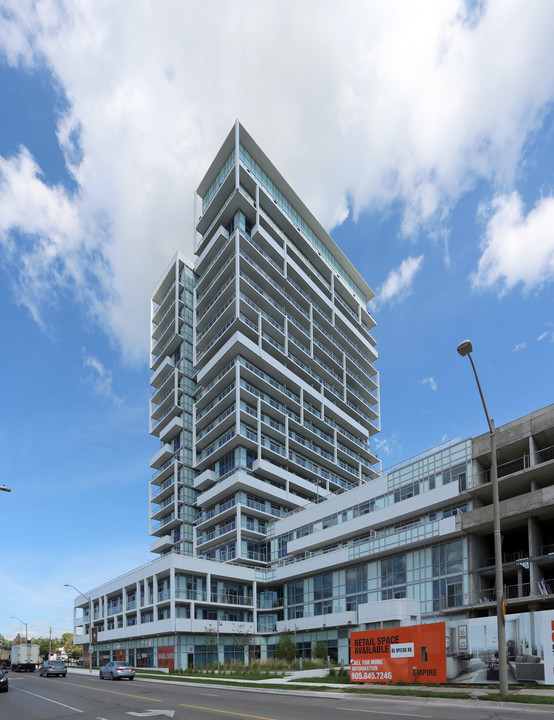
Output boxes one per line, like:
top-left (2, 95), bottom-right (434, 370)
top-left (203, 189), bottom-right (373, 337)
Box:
top-left (65, 584), bottom-right (93, 673)
top-left (457, 339), bottom-right (508, 696)
top-left (216, 619), bottom-right (221, 673)
top-left (11, 616), bottom-right (28, 644)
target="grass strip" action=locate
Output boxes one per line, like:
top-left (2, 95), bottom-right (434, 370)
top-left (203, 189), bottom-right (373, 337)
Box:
top-left (481, 693), bottom-right (554, 705)
top-left (135, 672), bottom-right (554, 706)
top-left (342, 687), bottom-right (470, 699)
top-left (137, 674), bottom-right (469, 698)
top-left (290, 676), bottom-right (350, 684)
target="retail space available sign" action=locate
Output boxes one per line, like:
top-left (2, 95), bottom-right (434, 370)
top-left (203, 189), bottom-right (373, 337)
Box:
top-left (350, 622), bottom-right (447, 683)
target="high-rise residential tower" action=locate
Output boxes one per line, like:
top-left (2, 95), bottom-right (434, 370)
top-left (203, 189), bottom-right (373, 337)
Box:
top-left (149, 121), bottom-right (380, 565)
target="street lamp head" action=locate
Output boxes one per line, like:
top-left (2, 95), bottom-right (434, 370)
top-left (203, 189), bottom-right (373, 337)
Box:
top-left (0, 485), bottom-right (11, 492)
top-left (457, 339), bottom-right (473, 357)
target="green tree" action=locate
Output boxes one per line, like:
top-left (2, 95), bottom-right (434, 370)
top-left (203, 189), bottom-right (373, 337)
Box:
top-left (33, 637), bottom-right (61, 661)
top-left (274, 631), bottom-right (296, 664)
top-left (312, 641), bottom-right (327, 661)
top-left (66, 643), bottom-right (83, 662)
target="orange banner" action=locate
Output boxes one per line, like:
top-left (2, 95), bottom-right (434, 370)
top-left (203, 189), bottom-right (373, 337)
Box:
top-left (350, 622), bottom-right (446, 684)
top-left (157, 645), bottom-right (175, 670)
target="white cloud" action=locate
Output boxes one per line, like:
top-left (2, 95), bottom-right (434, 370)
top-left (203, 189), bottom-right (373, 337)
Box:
top-left (0, 147), bottom-right (95, 326)
top-left (376, 255), bottom-right (424, 306)
top-left (422, 376), bottom-right (438, 391)
top-left (472, 192), bottom-right (554, 293)
top-left (1, 1), bottom-right (554, 359)
top-left (373, 433), bottom-right (400, 458)
top-left (512, 342), bottom-right (527, 353)
top-left (82, 350), bottom-right (123, 405)
top-left (538, 322), bottom-right (554, 343)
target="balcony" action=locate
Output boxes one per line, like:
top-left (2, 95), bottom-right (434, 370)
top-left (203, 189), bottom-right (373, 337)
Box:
top-left (151, 456), bottom-right (181, 485)
top-left (159, 415), bottom-right (183, 443)
top-left (175, 588), bottom-right (207, 602)
top-left (151, 512), bottom-right (182, 536)
top-left (476, 444), bottom-right (554, 487)
top-left (151, 369), bottom-right (177, 405)
top-left (196, 521), bottom-right (236, 548)
top-left (150, 444), bottom-right (174, 470)
top-left (150, 535), bottom-right (174, 553)
top-left (151, 476), bottom-right (176, 502)
top-left (107, 604), bottom-right (123, 617)
top-left (151, 356), bottom-right (175, 389)
top-left (151, 329), bottom-right (183, 372)
top-left (196, 500), bottom-right (238, 529)
top-left (443, 577), bottom-right (554, 612)
top-left (151, 497), bottom-right (176, 522)
top-left (209, 593), bottom-right (253, 606)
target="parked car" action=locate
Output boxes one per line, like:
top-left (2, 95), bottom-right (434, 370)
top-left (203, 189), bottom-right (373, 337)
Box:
top-left (39, 660), bottom-right (67, 677)
top-left (0, 668), bottom-right (8, 692)
top-left (99, 661), bottom-right (135, 680)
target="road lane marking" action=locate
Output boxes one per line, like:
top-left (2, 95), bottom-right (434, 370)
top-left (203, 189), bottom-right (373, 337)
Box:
top-left (11, 685), bottom-right (84, 713)
top-left (335, 709), bottom-right (431, 718)
top-left (180, 704), bottom-right (279, 720)
top-left (68, 681), bottom-right (163, 701)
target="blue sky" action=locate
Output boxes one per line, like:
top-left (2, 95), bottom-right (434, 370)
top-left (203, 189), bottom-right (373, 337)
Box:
top-left (1, 0), bottom-right (554, 641)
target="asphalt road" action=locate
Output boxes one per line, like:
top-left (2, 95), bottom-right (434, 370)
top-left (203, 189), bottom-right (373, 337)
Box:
top-left (1, 671), bottom-right (552, 720)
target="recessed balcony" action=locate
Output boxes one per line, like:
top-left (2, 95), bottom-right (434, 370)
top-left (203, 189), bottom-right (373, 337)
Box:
top-left (151, 456), bottom-right (182, 485)
top-left (150, 476), bottom-right (177, 503)
top-left (151, 497), bottom-right (176, 522)
top-left (151, 513), bottom-right (181, 536)
top-left (151, 370), bottom-right (177, 406)
top-left (151, 331), bottom-right (183, 372)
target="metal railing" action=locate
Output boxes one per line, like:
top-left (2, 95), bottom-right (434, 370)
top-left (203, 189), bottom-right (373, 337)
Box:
top-left (479, 444), bottom-right (554, 483)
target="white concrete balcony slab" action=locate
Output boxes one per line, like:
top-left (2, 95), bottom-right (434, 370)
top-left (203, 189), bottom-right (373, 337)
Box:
top-left (150, 536), bottom-right (174, 554)
top-left (150, 444), bottom-right (174, 470)
top-left (193, 468), bottom-right (216, 491)
top-left (151, 356), bottom-right (175, 389)
top-left (159, 415), bottom-right (184, 444)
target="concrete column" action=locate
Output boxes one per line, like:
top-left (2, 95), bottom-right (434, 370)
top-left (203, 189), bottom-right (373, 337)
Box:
top-left (467, 536), bottom-right (478, 604)
top-left (236, 505), bottom-right (242, 562)
top-left (529, 434), bottom-right (537, 468)
top-left (170, 565), bottom-right (176, 650)
top-left (253, 579), bottom-right (258, 633)
top-left (528, 516), bottom-right (542, 595)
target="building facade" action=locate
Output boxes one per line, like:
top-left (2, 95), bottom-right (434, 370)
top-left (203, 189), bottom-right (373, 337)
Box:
top-left (70, 123), bottom-right (554, 678)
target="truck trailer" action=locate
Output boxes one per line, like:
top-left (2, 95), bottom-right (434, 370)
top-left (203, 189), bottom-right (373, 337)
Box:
top-left (0, 645), bottom-right (10, 669)
top-left (11, 644), bottom-right (39, 672)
